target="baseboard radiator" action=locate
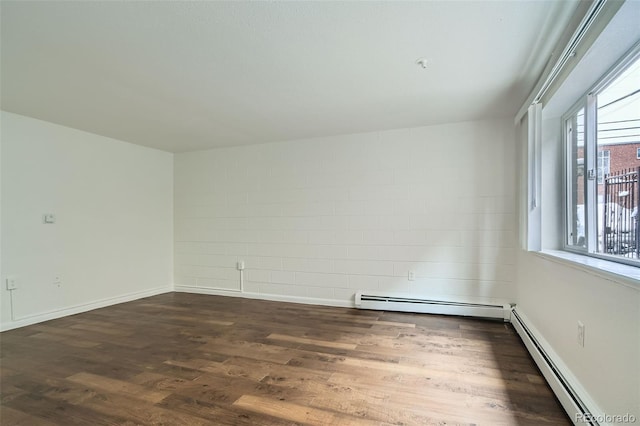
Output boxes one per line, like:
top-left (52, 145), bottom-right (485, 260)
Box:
top-left (511, 308), bottom-right (601, 426)
top-left (355, 291), bottom-right (511, 321)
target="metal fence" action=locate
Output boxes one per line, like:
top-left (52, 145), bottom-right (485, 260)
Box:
top-left (603, 167), bottom-right (639, 258)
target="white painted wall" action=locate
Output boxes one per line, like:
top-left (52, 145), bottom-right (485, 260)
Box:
top-left (541, 116), bottom-right (563, 249)
top-left (516, 253), bottom-right (640, 422)
top-left (174, 119), bottom-right (516, 305)
top-left (0, 111), bottom-right (174, 330)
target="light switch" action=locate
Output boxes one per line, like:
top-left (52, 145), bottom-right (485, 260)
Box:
top-left (43, 214), bottom-right (56, 224)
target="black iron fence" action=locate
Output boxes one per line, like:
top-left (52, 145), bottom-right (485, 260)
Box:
top-left (603, 167), bottom-right (639, 258)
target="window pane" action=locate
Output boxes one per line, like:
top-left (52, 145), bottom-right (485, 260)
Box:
top-left (596, 56), bottom-right (640, 259)
top-left (567, 108), bottom-right (586, 248)
top-left (597, 150), bottom-right (610, 185)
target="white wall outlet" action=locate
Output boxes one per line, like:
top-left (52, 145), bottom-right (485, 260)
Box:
top-left (6, 276), bottom-right (18, 290)
top-left (577, 321), bottom-right (585, 347)
top-left (54, 276), bottom-right (62, 288)
top-left (408, 270), bottom-right (416, 281)
top-left (237, 261), bottom-right (245, 271)
top-left (43, 213), bottom-right (56, 224)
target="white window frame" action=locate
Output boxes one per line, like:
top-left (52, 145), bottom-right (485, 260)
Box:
top-left (562, 45), bottom-right (640, 267)
top-left (563, 103), bottom-right (588, 253)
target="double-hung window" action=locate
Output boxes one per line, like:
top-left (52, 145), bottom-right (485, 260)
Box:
top-left (563, 49), bottom-right (640, 265)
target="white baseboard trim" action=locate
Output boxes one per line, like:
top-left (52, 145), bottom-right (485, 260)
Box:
top-left (173, 285), bottom-right (354, 309)
top-left (511, 307), bottom-right (608, 426)
top-left (0, 285), bottom-right (172, 332)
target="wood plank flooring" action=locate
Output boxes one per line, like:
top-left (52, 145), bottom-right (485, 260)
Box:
top-left (0, 293), bottom-right (571, 425)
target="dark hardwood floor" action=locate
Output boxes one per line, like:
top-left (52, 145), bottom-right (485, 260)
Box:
top-left (0, 293), bottom-right (571, 425)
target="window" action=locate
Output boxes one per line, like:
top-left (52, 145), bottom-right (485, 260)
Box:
top-left (565, 107), bottom-right (586, 249)
top-left (563, 51), bottom-right (640, 265)
top-left (597, 150), bottom-right (610, 185)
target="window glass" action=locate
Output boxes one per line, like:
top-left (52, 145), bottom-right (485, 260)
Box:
top-left (596, 56), bottom-right (640, 259)
top-left (564, 51), bottom-right (640, 265)
top-left (597, 150), bottom-right (610, 185)
top-left (567, 107), bottom-right (586, 248)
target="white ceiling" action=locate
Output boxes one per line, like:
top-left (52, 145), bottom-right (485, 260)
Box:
top-left (1, 1), bottom-right (580, 153)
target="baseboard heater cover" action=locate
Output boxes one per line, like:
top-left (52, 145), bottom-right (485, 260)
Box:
top-left (355, 291), bottom-right (511, 321)
top-left (511, 308), bottom-right (603, 426)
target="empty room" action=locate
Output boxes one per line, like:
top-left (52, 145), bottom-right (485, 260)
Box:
top-left (1, 0), bottom-right (639, 425)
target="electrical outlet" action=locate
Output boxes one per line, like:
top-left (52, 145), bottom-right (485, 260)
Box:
top-left (408, 270), bottom-right (416, 281)
top-left (54, 276), bottom-right (62, 288)
top-left (577, 321), bottom-right (585, 347)
top-left (6, 276), bottom-right (18, 290)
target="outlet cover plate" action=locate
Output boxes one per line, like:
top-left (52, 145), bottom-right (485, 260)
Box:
top-left (6, 277), bottom-right (18, 290)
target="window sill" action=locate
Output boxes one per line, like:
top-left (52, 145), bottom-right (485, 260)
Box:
top-left (536, 250), bottom-right (640, 291)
